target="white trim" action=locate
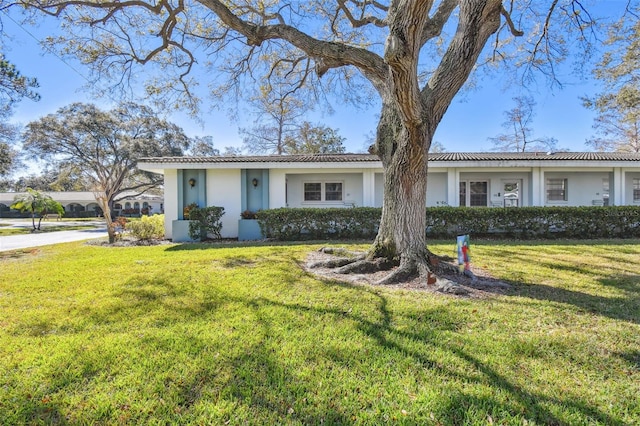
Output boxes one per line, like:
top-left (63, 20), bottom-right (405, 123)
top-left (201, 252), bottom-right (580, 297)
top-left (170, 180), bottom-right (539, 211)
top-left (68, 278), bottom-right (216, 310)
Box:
top-left (302, 180), bottom-right (345, 205)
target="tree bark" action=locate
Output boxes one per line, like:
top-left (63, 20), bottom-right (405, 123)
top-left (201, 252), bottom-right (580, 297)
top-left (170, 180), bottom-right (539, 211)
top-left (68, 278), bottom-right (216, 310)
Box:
top-left (96, 192), bottom-right (117, 244)
top-left (368, 102), bottom-right (432, 279)
top-left (365, 1), bottom-right (503, 282)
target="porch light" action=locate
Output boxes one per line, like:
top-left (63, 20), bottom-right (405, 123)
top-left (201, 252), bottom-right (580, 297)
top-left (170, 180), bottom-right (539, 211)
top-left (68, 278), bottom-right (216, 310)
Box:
top-left (252, 178), bottom-right (259, 187)
top-left (188, 178), bottom-right (196, 187)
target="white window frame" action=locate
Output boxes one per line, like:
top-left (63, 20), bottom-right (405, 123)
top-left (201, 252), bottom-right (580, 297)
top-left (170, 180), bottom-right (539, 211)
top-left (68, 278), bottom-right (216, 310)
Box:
top-left (303, 181), bottom-right (344, 204)
top-left (633, 178), bottom-right (640, 202)
top-left (459, 180), bottom-right (489, 207)
top-left (546, 178), bottom-right (568, 202)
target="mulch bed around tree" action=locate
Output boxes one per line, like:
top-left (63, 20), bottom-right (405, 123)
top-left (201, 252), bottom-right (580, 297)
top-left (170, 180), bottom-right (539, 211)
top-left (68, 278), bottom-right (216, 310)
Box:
top-left (304, 248), bottom-right (512, 298)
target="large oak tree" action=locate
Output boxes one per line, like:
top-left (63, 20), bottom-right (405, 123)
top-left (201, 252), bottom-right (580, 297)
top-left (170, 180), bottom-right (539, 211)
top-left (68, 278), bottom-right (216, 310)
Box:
top-left (13, 0), bottom-right (623, 281)
top-left (23, 102), bottom-right (190, 243)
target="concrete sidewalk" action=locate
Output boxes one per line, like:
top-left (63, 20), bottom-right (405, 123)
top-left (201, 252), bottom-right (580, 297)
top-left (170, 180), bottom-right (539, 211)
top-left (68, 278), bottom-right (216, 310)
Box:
top-left (0, 227), bottom-right (108, 252)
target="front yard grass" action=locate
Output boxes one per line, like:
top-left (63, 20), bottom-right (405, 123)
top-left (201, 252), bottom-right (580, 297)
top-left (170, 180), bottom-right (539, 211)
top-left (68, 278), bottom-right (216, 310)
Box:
top-left (0, 240), bottom-right (638, 425)
top-left (0, 219), bottom-right (101, 236)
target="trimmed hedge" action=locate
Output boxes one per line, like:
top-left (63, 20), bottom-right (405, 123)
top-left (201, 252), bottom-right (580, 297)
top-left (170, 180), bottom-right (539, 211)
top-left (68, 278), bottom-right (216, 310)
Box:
top-left (256, 207), bottom-right (381, 240)
top-left (256, 206), bottom-right (640, 241)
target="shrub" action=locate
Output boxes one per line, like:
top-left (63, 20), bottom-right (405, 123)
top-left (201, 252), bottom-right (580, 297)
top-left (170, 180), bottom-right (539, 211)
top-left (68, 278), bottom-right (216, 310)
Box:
top-left (127, 214), bottom-right (165, 241)
top-left (188, 206), bottom-right (225, 240)
top-left (257, 207), bottom-right (381, 240)
top-left (257, 206), bottom-right (640, 241)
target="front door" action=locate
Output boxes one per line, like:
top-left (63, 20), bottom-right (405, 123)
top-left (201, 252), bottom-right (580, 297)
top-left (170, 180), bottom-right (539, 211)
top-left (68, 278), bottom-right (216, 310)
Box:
top-left (502, 181), bottom-right (521, 207)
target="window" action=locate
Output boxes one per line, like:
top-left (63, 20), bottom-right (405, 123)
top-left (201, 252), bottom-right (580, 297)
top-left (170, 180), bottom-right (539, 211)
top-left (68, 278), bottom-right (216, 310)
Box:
top-left (325, 183), bottom-right (343, 201)
top-left (304, 182), bottom-right (343, 202)
top-left (469, 182), bottom-right (488, 206)
top-left (547, 178), bottom-right (568, 201)
top-left (603, 178), bottom-right (610, 206)
top-left (459, 182), bottom-right (466, 207)
top-left (634, 178), bottom-right (640, 202)
top-left (304, 183), bottom-right (322, 201)
top-left (459, 181), bottom-right (488, 207)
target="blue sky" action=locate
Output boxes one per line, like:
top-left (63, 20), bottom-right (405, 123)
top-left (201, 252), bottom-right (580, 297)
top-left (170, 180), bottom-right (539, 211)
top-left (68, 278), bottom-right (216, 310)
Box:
top-left (2, 6), bottom-right (611, 154)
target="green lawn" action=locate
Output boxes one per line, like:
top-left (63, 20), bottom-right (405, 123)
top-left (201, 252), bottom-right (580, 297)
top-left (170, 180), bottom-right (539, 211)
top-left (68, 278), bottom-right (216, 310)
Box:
top-left (1, 240), bottom-right (638, 425)
top-left (0, 219), bottom-right (101, 236)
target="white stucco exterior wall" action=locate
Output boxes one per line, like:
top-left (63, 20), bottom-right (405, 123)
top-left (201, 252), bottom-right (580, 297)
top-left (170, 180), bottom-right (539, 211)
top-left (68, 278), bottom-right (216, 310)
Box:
top-left (269, 170), bottom-right (288, 208)
top-left (286, 172), bottom-right (363, 207)
top-left (426, 173), bottom-right (448, 206)
top-left (207, 169), bottom-right (242, 238)
top-left (544, 171), bottom-right (610, 206)
top-left (163, 169), bottom-right (179, 239)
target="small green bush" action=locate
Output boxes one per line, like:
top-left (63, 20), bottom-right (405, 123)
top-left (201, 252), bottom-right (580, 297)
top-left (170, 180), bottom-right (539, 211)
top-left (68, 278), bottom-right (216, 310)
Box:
top-left (127, 214), bottom-right (165, 241)
top-left (188, 206), bottom-right (225, 240)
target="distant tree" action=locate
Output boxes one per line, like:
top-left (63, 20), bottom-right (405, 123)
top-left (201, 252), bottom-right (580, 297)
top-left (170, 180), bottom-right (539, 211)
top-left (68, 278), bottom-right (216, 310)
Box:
top-left (241, 87), bottom-right (306, 155)
top-left (430, 141), bottom-right (447, 153)
top-left (0, 50), bottom-right (40, 176)
top-left (489, 96), bottom-right (558, 152)
top-left (583, 8), bottom-right (640, 153)
top-left (188, 136), bottom-right (220, 157)
top-left (10, 168), bottom-right (90, 192)
top-left (10, 188), bottom-right (64, 231)
top-left (0, 53), bottom-right (40, 107)
top-left (22, 102), bottom-right (190, 243)
top-left (221, 146), bottom-right (243, 157)
top-left (0, 137), bottom-right (19, 176)
top-left (284, 122), bottom-right (346, 154)
top-left (0, 100), bottom-right (22, 177)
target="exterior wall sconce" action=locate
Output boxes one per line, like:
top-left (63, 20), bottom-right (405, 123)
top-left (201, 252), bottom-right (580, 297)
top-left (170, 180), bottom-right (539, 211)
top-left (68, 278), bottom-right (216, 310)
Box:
top-left (188, 178), bottom-right (196, 188)
top-left (252, 178), bottom-right (259, 188)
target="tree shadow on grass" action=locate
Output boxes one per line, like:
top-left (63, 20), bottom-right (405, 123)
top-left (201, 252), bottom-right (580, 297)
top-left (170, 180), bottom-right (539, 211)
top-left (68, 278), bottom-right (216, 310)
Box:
top-left (5, 249), bottom-right (635, 424)
top-left (495, 257), bottom-right (640, 324)
top-left (217, 280), bottom-right (626, 425)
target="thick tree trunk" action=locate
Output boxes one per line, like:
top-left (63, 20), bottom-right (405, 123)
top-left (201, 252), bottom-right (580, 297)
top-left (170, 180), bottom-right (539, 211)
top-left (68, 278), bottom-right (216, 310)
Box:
top-left (368, 103), bottom-right (433, 282)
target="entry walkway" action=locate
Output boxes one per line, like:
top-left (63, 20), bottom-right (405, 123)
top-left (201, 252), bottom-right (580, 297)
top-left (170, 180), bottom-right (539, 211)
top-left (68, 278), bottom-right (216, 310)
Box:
top-left (0, 224), bottom-right (108, 252)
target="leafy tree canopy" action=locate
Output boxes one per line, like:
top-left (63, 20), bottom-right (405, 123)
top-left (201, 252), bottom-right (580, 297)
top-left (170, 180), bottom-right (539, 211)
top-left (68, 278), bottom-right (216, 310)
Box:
top-left (22, 101), bottom-right (190, 242)
top-left (0, 53), bottom-right (40, 107)
top-left (284, 122), bottom-right (346, 154)
top-left (583, 5), bottom-right (640, 153)
top-left (10, 187), bottom-right (64, 230)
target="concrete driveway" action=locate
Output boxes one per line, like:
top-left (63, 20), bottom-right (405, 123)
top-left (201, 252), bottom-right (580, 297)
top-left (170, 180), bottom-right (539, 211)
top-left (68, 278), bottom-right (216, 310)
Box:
top-left (0, 219), bottom-right (108, 252)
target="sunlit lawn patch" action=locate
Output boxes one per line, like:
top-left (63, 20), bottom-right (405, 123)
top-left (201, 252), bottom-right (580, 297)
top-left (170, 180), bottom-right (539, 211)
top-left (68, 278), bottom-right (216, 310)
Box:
top-left (1, 240), bottom-right (638, 424)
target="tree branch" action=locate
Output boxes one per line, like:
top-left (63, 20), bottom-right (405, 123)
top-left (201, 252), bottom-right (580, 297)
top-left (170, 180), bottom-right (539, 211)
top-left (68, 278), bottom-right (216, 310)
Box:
top-left (500, 5), bottom-right (524, 36)
top-left (420, 0), bottom-right (458, 46)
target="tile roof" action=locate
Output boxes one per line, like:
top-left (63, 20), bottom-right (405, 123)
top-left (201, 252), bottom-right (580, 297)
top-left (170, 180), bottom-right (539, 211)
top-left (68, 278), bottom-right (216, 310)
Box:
top-left (139, 152), bottom-right (640, 164)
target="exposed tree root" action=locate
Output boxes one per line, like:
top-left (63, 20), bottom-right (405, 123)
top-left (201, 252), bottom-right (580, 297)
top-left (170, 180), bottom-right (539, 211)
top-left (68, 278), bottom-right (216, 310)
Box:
top-left (336, 257), bottom-right (397, 274)
top-left (308, 256), bottom-right (364, 269)
top-left (375, 263), bottom-right (418, 285)
top-left (305, 248), bottom-right (511, 297)
top-left (318, 247), bottom-right (363, 257)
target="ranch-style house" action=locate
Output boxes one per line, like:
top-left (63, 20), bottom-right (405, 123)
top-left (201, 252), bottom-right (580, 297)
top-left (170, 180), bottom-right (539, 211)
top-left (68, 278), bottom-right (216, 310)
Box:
top-left (137, 152), bottom-right (640, 241)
